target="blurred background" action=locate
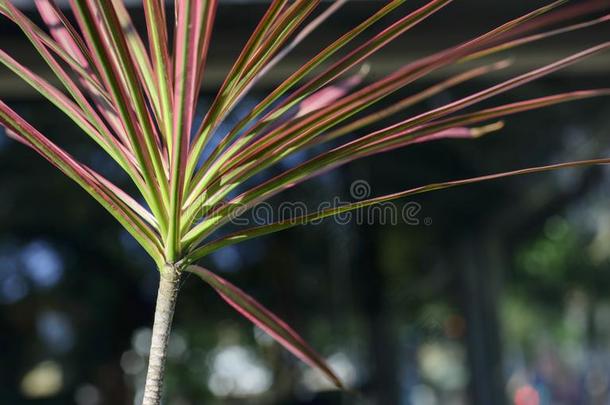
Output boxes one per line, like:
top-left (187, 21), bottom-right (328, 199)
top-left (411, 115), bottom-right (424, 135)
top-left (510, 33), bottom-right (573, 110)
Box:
top-left (1, 1), bottom-right (610, 404)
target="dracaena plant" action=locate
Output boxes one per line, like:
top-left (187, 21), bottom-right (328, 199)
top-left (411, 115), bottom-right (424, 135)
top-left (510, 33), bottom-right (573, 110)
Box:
top-left (0, 0), bottom-right (608, 403)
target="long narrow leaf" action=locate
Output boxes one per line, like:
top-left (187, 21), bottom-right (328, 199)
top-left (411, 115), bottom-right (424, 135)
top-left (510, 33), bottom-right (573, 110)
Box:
top-left (93, 1), bottom-right (169, 178)
top-left (185, 0), bottom-right (287, 165)
top-left (187, 265), bottom-right (344, 388)
top-left (212, 43), bottom-right (610, 199)
top-left (70, 0), bottom-right (168, 228)
top-left (166, 0), bottom-right (215, 260)
top-left (0, 49), bottom-right (134, 169)
top-left (143, 0), bottom-right (173, 140)
top-left (31, 0), bottom-right (127, 143)
top-left (463, 13), bottom-right (610, 62)
top-left (183, 41), bottom-right (607, 227)
top-left (182, 89), bottom-right (610, 246)
top-left (190, 0), bottom-right (320, 164)
top-left (186, 155), bottom-right (610, 261)
top-left (248, 0), bottom-right (348, 92)
top-left (185, 0), bottom-right (569, 207)
top-left (186, 0), bottom-right (445, 194)
top-left (111, 0), bottom-right (163, 129)
top-left (0, 101), bottom-right (163, 262)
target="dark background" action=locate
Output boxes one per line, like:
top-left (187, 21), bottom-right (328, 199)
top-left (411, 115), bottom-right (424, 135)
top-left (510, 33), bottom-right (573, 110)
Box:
top-left (1, 1), bottom-right (610, 404)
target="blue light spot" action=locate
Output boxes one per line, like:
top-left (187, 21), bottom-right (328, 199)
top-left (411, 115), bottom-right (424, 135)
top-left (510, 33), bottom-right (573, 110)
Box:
top-left (194, 95), bottom-right (261, 169)
top-left (20, 241), bottom-right (64, 288)
top-left (211, 245), bottom-right (242, 273)
top-left (233, 97), bottom-right (259, 121)
top-left (0, 273), bottom-right (29, 304)
top-left (0, 247), bottom-right (28, 303)
top-left (37, 310), bottom-right (75, 354)
top-left (88, 150), bottom-right (124, 180)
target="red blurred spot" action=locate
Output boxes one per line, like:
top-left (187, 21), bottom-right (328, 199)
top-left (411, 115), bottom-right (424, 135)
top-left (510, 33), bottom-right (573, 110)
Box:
top-left (444, 315), bottom-right (466, 338)
top-left (514, 385), bottom-right (540, 405)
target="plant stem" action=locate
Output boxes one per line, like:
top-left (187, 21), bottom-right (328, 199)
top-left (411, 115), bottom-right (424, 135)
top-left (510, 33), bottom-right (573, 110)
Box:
top-left (142, 264), bottom-right (181, 405)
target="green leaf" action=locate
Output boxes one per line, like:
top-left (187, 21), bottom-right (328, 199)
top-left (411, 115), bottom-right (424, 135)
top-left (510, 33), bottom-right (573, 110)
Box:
top-left (182, 88), bottom-right (610, 247)
top-left (70, 0), bottom-right (169, 228)
top-left (186, 154), bottom-right (610, 261)
top-left (0, 101), bottom-right (163, 263)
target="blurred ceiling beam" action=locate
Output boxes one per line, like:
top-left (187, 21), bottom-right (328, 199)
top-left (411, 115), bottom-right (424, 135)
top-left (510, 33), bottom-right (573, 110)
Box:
top-left (0, 1), bottom-right (608, 97)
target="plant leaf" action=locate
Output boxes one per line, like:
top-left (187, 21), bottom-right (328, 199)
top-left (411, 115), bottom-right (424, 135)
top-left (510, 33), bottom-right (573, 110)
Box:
top-left (70, 0), bottom-right (169, 225)
top-left (183, 0), bottom-right (286, 164)
top-left (111, 0), bottom-right (163, 127)
top-left (166, 0), bottom-right (217, 260)
top-left (186, 265), bottom-right (344, 389)
top-left (182, 88), bottom-right (610, 247)
top-left (463, 13), bottom-right (610, 62)
top-left (0, 101), bottom-right (163, 262)
top-left (182, 40), bottom-right (609, 236)
top-left (31, 0), bottom-right (127, 144)
top-left (186, 154), bottom-right (610, 261)
top-left (143, 0), bottom-right (173, 143)
top-left (189, 0), bottom-right (321, 167)
top-left (248, 0), bottom-right (348, 92)
top-left (319, 60), bottom-right (512, 144)
top-left (93, 1), bottom-right (169, 179)
top-left (0, 48), bottom-right (133, 170)
top-left (184, 0), bottom-right (574, 210)
top-left (185, 0), bottom-right (446, 197)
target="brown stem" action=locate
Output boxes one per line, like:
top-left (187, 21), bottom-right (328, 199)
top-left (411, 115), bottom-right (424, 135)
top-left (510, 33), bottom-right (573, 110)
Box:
top-left (142, 264), bottom-right (181, 405)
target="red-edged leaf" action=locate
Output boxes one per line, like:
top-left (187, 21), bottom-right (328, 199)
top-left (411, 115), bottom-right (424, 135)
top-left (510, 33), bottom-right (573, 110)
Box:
top-left (0, 48), bottom-right (140, 173)
top-left (407, 122), bottom-right (505, 144)
top-left (248, 0), bottom-right (348, 92)
top-left (187, 265), bottom-right (344, 389)
top-left (181, 88), bottom-right (610, 246)
top-left (111, 0), bottom-right (163, 126)
top-left (34, 0), bottom-right (97, 72)
top-left (0, 101), bottom-right (163, 261)
top-left (319, 60), bottom-right (511, 144)
top-left (186, 154), bottom-right (610, 261)
top-left (185, 0), bottom-right (569, 209)
top-left (166, 0), bottom-right (217, 259)
top-left (28, 0), bottom-right (127, 143)
top-left (464, 13), bottom-right (610, 62)
top-left (193, 1), bottom-right (218, 110)
top-left (185, 0), bottom-right (286, 158)
top-left (186, 0), bottom-right (448, 193)
top-left (487, 0), bottom-right (609, 44)
top-left (220, 69), bottom-right (367, 162)
top-left (4, 128), bottom-right (28, 146)
top-left (93, 1), bottom-right (168, 175)
top-left (190, 0), bottom-right (320, 164)
top-left (143, 0), bottom-right (174, 141)
top-left (69, 0), bottom-right (169, 222)
top-left (295, 69), bottom-right (368, 119)
top-left (202, 41), bottom-right (610, 207)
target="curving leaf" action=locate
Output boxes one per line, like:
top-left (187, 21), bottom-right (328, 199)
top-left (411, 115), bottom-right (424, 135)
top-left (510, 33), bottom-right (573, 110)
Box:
top-left (2, 0), bottom-right (609, 399)
top-left (70, 0), bottom-right (169, 225)
top-left (0, 101), bottom-right (163, 262)
top-left (187, 264), bottom-right (344, 389)
top-left (183, 1), bottom-right (594, 213)
top-left (186, 0), bottom-right (452, 199)
top-left (182, 88), bottom-right (610, 247)
top-left (186, 154), bottom-right (610, 262)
